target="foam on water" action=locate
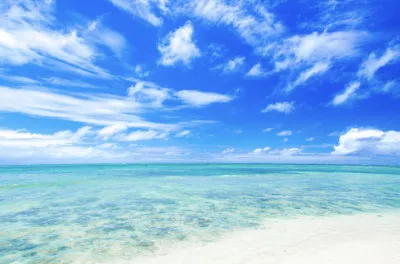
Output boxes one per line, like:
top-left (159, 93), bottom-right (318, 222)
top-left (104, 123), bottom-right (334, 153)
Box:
top-left (0, 164), bottom-right (399, 263)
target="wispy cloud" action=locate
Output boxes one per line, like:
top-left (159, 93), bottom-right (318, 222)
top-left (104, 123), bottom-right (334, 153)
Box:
top-left (0, 0), bottom-right (125, 78)
top-left (263, 128), bottom-right (274, 133)
top-left (190, 0), bottom-right (283, 48)
top-left (277, 130), bottom-right (292, 136)
top-left (252, 147), bottom-right (271, 154)
top-left (332, 82), bottom-right (361, 105)
top-left (107, 0), bottom-right (167, 26)
top-left (358, 45), bottom-right (399, 80)
top-left (175, 130), bottom-right (191, 138)
top-left (117, 130), bottom-right (168, 141)
top-left (134, 65), bottom-right (150, 77)
top-left (221, 148), bottom-right (235, 154)
top-left (246, 63), bottom-right (268, 77)
top-left (98, 124), bottom-right (128, 140)
top-left (261, 101), bottom-right (294, 114)
top-left (85, 18), bottom-right (127, 58)
top-left (273, 31), bottom-right (366, 70)
top-left (158, 21), bottom-right (201, 66)
top-left (45, 77), bottom-right (100, 89)
top-left (175, 90), bottom-right (232, 106)
top-left (286, 62), bottom-right (330, 92)
top-left (0, 86), bottom-right (173, 130)
top-left (214, 56), bottom-right (245, 73)
top-left (127, 82), bottom-right (170, 107)
top-left (269, 148), bottom-right (302, 156)
top-left (0, 126), bottom-right (92, 148)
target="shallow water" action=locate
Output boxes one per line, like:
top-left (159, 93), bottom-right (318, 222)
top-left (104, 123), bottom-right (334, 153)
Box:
top-left (1, 164), bottom-right (399, 263)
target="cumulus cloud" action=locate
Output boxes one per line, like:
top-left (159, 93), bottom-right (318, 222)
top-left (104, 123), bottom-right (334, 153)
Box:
top-left (332, 128), bottom-right (400, 156)
top-left (158, 21), bottom-right (201, 66)
top-left (175, 90), bottom-right (232, 106)
top-left (332, 82), bottom-right (361, 105)
top-left (358, 45), bottom-right (399, 80)
top-left (261, 102), bottom-right (294, 114)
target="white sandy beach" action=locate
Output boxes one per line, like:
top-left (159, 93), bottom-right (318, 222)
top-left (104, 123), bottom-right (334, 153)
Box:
top-left (135, 212), bottom-right (400, 264)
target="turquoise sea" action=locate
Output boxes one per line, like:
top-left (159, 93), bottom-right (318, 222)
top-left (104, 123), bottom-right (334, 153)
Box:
top-left (1, 164), bottom-right (400, 263)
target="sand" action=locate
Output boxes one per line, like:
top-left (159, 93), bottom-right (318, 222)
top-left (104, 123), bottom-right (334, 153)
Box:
top-left (135, 212), bottom-right (400, 264)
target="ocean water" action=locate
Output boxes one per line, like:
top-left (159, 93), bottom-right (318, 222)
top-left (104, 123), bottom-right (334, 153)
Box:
top-left (1, 163), bottom-right (399, 263)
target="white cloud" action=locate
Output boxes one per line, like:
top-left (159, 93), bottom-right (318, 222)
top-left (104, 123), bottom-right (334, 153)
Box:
top-left (269, 148), bottom-right (302, 156)
top-left (380, 80), bottom-right (399, 94)
top-left (175, 130), bottom-right (191, 137)
top-left (0, 126), bottom-right (90, 148)
top-left (248, 146), bottom-right (302, 156)
top-left (277, 130), bottom-right (292, 136)
top-left (127, 82), bottom-right (170, 107)
top-left (273, 31), bottom-right (366, 70)
top-left (0, 86), bottom-right (175, 130)
top-left (332, 82), bottom-right (361, 105)
top-left (306, 137), bottom-right (315, 142)
top-left (252, 147), bottom-right (271, 154)
top-left (332, 128), bottom-right (400, 156)
top-left (215, 56), bottom-right (245, 73)
top-left (134, 65), bottom-right (150, 77)
top-left (0, 127), bottom-right (130, 161)
top-left (191, 1), bottom-right (283, 47)
top-left (118, 130), bottom-right (168, 141)
top-left (358, 45), bottom-right (399, 80)
top-left (85, 19), bottom-right (126, 57)
top-left (45, 77), bottom-right (99, 89)
top-left (175, 90), bottom-right (232, 106)
top-left (98, 124), bottom-right (128, 139)
top-left (222, 148), bottom-right (235, 154)
top-left (287, 62), bottom-right (330, 92)
top-left (0, 74), bottom-right (38, 84)
top-left (158, 21), bottom-right (201, 66)
top-left (261, 101), bottom-right (294, 114)
top-left (0, 0), bottom-right (115, 78)
top-left (263, 128), bottom-right (274, 132)
top-left (107, 0), bottom-right (167, 26)
top-left (246, 63), bottom-right (268, 77)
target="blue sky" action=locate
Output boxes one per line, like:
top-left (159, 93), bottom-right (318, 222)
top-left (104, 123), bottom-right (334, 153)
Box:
top-left (0, 0), bottom-right (399, 164)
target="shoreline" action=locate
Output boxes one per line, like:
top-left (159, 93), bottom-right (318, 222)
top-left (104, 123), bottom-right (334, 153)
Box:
top-left (132, 212), bottom-right (400, 264)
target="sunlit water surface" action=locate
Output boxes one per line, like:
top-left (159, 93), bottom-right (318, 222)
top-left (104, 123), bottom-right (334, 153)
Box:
top-left (1, 164), bottom-right (399, 263)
